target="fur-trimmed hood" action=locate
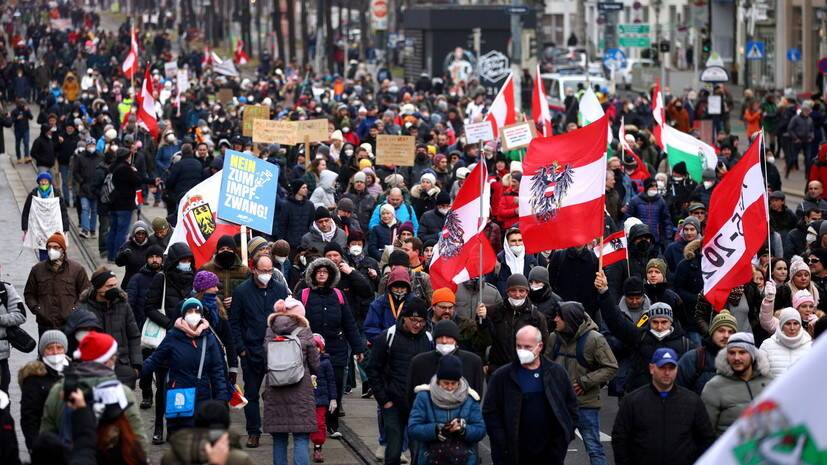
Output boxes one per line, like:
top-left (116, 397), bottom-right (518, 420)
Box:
top-left (267, 312), bottom-right (310, 330)
top-left (714, 347), bottom-right (772, 379)
top-left (414, 383), bottom-right (481, 402)
top-left (304, 257), bottom-right (341, 289)
top-left (18, 360), bottom-right (48, 384)
top-left (684, 239), bottom-right (703, 260)
top-left (410, 184), bottom-right (440, 199)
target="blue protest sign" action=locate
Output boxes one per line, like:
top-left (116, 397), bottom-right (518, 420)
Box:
top-left (603, 48), bottom-right (627, 71)
top-left (218, 150), bottom-right (278, 234)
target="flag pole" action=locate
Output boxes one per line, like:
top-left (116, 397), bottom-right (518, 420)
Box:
top-left (478, 140), bottom-right (486, 324)
top-left (761, 130), bottom-right (771, 263)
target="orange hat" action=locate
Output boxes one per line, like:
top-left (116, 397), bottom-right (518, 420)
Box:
top-left (431, 287), bottom-right (456, 306)
top-left (47, 232), bottom-right (67, 251)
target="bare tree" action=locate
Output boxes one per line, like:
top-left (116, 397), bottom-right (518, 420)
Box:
top-left (273, 0), bottom-right (285, 61)
top-left (287, 0), bottom-right (297, 61)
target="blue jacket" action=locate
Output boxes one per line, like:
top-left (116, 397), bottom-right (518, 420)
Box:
top-left (364, 293), bottom-right (414, 342)
top-left (155, 143), bottom-right (180, 173)
top-left (165, 155), bottom-right (204, 201)
top-left (125, 265), bottom-right (158, 328)
top-left (368, 222), bottom-right (398, 261)
top-left (408, 387), bottom-right (487, 465)
top-left (627, 193), bottom-right (675, 245)
top-left (313, 354), bottom-right (338, 406)
top-left (141, 327), bottom-right (230, 402)
top-left (664, 238), bottom-right (689, 276)
top-left (276, 196), bottom-right (316, 246)
top-left (228, 277), bottom-right (288, 363)
top-left (368, 202), bottom-right (419, 234)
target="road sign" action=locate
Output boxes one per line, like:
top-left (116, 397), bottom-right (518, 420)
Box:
top-left (700, 66), bottom-right (729, 83)
top-left (787, 47), bottom-right (802, 62)
top-left (598, 1), bottom-right (624, 11)
top-left (603, 48), bottom-right (627, 71)
top-left (745, 41), bottom-right (765, 60)
top-left (507, 5), bottom-right (529, 15)
top-left (619, 37), bottom-right (650, 48)
top-left (819, 58), bottom-right (827, 74)
top-left (618, 24), bottom-right (651, 34)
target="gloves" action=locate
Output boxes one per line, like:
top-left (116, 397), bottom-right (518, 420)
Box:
top-left (328, 399), bottom-right (338, 414)
top-left (764, 281), bottom-right (776, 300)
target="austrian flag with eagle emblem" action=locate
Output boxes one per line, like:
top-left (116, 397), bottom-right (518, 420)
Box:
top-left (518, 114), bottom-right (609, 253)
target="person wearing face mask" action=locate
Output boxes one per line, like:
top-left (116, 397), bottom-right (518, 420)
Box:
top-left (115, 221), bottom-right (153, 286)
top-left (527, 266), bottom-right (562, 321)
top-left (483, 325), bottom-right (578, 465)
top-left (346, 231), bottom-right (381, 291)
top-left (228, 254), bottom-right (289, 448)
top-left (627, 178), bottom-right (675, 250)
top-left (25, 232), bottom-right (91, 336)
top-left (365, 267), bottom-right (415, 343)
top-left (663, 162), bottom-right (698, 221)
top-left (691, 168), bottom-right (717, 207)
top-left (77, 268), bottom-right (142, 389)
top-left (31, 123), bottom-right (58, 175)
top-left (409, 171), bottom-right (441, 220)
top-left (192, 271), bottom-right (238, 391)
top-left (596, 270), bottom-right (695, 395)
top-left (418, 191), bottom-right (452, 244)
top-left (343, 171), bottom-right (377, 232)
top-left (490, 229), bottom-right (538, 298)
top-left (201, 235), bottom-right (250, 310)
top-left (141, 297), bottom-right (230, 435)
top-left (21, 171), bottom-right (70, 261)
top-left (605, 223), bottom-right (661, 301)
top-left (18, 330), bottom-right (69, 451)
top-left (154, 128), bottom-right (181, 207)
top-left (106, 148), bottom-right (141, 262)
top-left (71, 137), bottom-right (102, 238)
top-left (482, 274), bottom-right (550, 376)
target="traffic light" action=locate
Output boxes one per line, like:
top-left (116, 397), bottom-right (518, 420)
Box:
top-left (701, 37), bottom-right (712, 64)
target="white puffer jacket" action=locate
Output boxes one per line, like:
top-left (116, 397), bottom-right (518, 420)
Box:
top-left (759, 329), bottom-right (812, 378)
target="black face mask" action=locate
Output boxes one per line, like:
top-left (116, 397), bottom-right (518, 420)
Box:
top-left (635, 239), bottom-right (652, 253)
top-left (529, 287), bottom-right (546, 302)
top-left (216, 250), bottom-right (237, 269)
top-left (104, 288), bottom-right (120, 302)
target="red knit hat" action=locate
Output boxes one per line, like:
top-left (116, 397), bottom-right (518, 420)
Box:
top-left (73, 331), bottom-right (118, 364)
top-left (47, 232), bottom-right (67, 251)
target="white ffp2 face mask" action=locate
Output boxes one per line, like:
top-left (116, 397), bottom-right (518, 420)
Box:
top-left (349, 246), bottom-right (363, 256)
top-left (44, 354), bottom-right (68, 373)
top-left (508, 297), bottom-right (526, 307)
top-left (47, 249), bottom-right (62, 261)
top-left (185, 313), bottom-right (201, 328)
top-left (517, 349), bottom-right (536, 365)
top-left (257, 273), bottom-right (272, 285)
top-left (435, 344), bottom-right (456, 356)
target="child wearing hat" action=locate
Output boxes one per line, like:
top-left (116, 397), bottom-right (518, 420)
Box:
top-left (309, 333), bottom-right (338, 462)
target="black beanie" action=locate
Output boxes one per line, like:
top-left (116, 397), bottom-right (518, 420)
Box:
top-left (323, 241), bottom-right (345, 256)
top-left (436, 191), bottom-right (451, 206)
top-left (315, 206), bottom-right (332, 221)
top-left (400, 297), bottom-right (429, 319)
top-left (389, 249), bottom-right (411, 267)
top-left (436, 354), bottom-right (463, 381)
top-left (672, 161), bottom-right (688, 176)
top-left (146, 244), bottom-right (165, 258)
top-left (433, 320), bottom-right (461, 342)
top-left (194, 400), bottom-right (231, 429)
top-left (91, 269), bottom-right (117, 290)
top-left (623, 276), bottom-right (645, 296)
top-left (290, 179), bottom-right (306, 196)
top-left (216, 234), bottom-right (236, 251)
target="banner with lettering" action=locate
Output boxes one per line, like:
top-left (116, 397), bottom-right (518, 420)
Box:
top-left (218, 150), bottom-right (279, 234)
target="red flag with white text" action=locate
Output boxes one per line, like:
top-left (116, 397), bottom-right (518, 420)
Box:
top-left (518, 115), bottom-right (609, 253)
top-left (483, 73), bottom-right (517, 139)
top-left (594, 230), bottom-right (627, 267)
top-left (429, 163), bottom-right (497, 291)
top-left (701, 133), bottom-right (768, 309)
top-left (531, 65), bottom-right (553, 137)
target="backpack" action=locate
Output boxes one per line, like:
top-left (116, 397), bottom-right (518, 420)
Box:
top-left (99, 172), bottom-right (115, 204)
top-left (550, 330), bottom-right (597, 371)
top-left (300, 287), bottom-right (345, 307)
top-left (266, 327), bottom-right (305, 386)
top-left (385, 325), bottom-right (433, 354)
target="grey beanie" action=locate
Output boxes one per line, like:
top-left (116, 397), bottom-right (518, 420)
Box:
top-left (649, 302), bottom-right (673, 322)
top-left (528, 266), bottom-right (550, 285)
top-left (39, 330), bottom-right (68, 357)
top-left (506, 274), bottom-right (529, 290)
top-left (726, 332), bottom-right (757, 360)
top-left (682, 216), bottom-right (702, 233)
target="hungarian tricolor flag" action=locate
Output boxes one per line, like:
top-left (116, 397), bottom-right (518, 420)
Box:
top-left (484, 73), bottom-right (517, 139)
top-left (428, 162), bottom-right (497, 291)
top-left (652, 80), bottom-right (665, 148)
top-left (594, 230), bottom-right (627, 267)
top-left (234, 39), bottom-right (250, 65)
top-left (166, 172), bottom-right (241, 268)
top-left (519, 114), bottom-right (609, 253)
top-left (663, 124), bottom-right (718, 182)
top-left (531, 65), bottom-right (552, 137)
top-left (619, 117), bottom-right (650, 181)
top-left (136, 67), bottom-right (159, 138)
top-left (701, 133), bottom-right (768, 309)
top-left (121, 28), bottom-right (139, 79)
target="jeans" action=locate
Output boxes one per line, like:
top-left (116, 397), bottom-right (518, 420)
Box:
top-left (59, 164), bottom-right (72, 203)
top-left (107, 210), bottom-right (133, 261)
top-left (80, 197), bottom-right (98, 233)
top-left (578, 408), bottom-right (608, 465)
top-left (381, 404), bottom-right (409, 465)
top-left (14, 131), bottom-right (29, 160)
top-left (272, 433), bottom-right (309, 465)
top-left (241, 355), bottom-right (266, 435)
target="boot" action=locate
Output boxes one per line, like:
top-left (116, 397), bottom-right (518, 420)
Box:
top-left (152, 424), bottom-right (164, 445)
top-left (313, 445), bottom-right (324, 462)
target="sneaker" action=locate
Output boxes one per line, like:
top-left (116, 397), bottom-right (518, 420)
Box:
top-left (89, 231), bottom-right (96, 238)
top-left (152, 426), bottom-right (164, 445)
top-left (374, 446), bottom-right (384, 461)
top-left (246, 434), bottom-right (260, 448)
top-left (139, 397), bottom-right (152, 409)
top-left (344, 387), bottom-right (352, 395)
top-left (78, 230), bottom-right (89, 238)
top-left (327, 427), bottom-right (343, 439)
top-left (361, 386), bottom-right (373, 399)
top-left (313, 448), bottom-right (324, 463)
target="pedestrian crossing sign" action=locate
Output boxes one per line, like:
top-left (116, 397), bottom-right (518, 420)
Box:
top-left (746, 41), bottom-right (765, 60)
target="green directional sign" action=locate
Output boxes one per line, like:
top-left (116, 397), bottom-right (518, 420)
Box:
top-left (619, 37), bottom-right (651, 48)
top-left (618, 24), bottom-right (651, 34)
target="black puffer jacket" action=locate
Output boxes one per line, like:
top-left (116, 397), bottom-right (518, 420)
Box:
top-left (417, 208), bottom-right (446, 244)
top-left (76, 288), bottom-right (142, 368)
top-left (144, 242), bottom-right (195, 329)
top-left (18, 360), bottom-right (62, 450)
top-left (109, 158), bottom-right (141, 211)
top-left (548, 247), bottom-right (601, 318)
top-left (115, 222), bottom-right (152, 286)
top-left (605, 224), bottom-right (661, 300)
top-left (71, 149), bottom-right (102, 198)
top-left (165, 154), bottom-right (204, 204)
top-left (342, 189), bottom-right (376, 232)
top-left (276, 196), bottom-right (316, 246)
top-left (486, 300), bottom-right (549, 371)
top-left (365, 318), bottom-right (434, 408)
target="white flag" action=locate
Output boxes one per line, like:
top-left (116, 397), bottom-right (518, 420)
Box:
top-left (23, 197), bottom-right (66, 250)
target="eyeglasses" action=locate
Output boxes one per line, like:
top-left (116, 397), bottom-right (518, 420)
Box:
top-left (408, 318), bottom-right (426, 326)
top-left (808, 258), bottom-right (820, 264)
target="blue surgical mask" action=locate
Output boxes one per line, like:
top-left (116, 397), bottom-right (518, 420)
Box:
top-left (177, 262), bottom-right (192, 272)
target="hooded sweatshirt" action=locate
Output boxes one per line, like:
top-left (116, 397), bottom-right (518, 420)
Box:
top-left (310, 169), bottom-right (339, 209)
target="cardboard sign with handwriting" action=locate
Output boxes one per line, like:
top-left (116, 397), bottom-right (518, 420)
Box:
top-left (500, 121), bottom-right (536, 151)
top-left (376, 135), bottom-right (415, 166)
top-left (252, 119), bottom-right (296, 144)
top-left (294, 119), bottom-right (329, 142)
top-left (217, 88), bottom-right (234, 105)
top-left (242, 105), bottom-right (271, 137)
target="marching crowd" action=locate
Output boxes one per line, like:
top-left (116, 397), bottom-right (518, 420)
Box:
top-left (1, 3), bottom-right (827, 465)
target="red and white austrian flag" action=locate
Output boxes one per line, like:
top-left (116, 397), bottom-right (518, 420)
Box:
top-left (701, 133), bottom-right (768, 309)
top-left (121, 28), bottom-right (139, 79)
top-left (594, 230), bottom-right (627, 267)
top-left (483, 73), bottom-right (517, 139)
top-left (136, 67), bottom-right (159, 138)
top-left (519, 114), bottom-right (609, 253)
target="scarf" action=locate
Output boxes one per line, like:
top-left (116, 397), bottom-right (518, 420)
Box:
top-left (429, 375), bottom-right (469, 410)
top-left (502, 237), bottom-right (524, 276)
top-left (174, 317), bottom-right (210, 342)
top-left (312, 221), bottom-right (336, 242)
top-left (38, 186), bottom-right (54, 198)
top-left (776, 326), bottom-right (809, 349)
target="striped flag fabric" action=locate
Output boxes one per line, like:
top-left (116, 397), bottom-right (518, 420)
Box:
top-left (519, 114), bottom-right (609, 253)
top-left (121, 28), bottom-right (139, 79)
top-left (136, 67), bottom-right (159, 138)
top-left (619, 118), bottom-right (650, 180)
top-left (483, 73), bottom-right (517, 139)
top-left (663, 124), bottom-right (718, 182)
top-left (531, 65), bottom-right (553, 136)
top-left (594, 230), bottom-right (627, 267)
top-left (652, 80), bottom-right (664, 148)
top-left (701, 133), bottom-right (768, 310)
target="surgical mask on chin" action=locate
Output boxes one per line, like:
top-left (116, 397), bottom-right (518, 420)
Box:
top-left (508, 297), bottom-right (526, 307)
top-left (75, 330), bottom-right (90, 342)
top-left (435, 343), bottom-right (456, 356)
top-left (650, 328), bottom-right (671, 340)
top-left (517, 349), bottom-right (536, 365)
top-left (349, 245), bottom-right (363, 256)
top-left (177, 262), bottom-right (192, 272)
top-left (509, 245), bottom-right (525, 256)
top-left (184, 313), bottom-right (201, 328)
top-left (47, 249), bottom-right (62, 261)
top-left (529, 283), bottom-right (545, 291)
top-left (43, 354), bottom-right (68, 373)
top-left (257, 273), bottom-right (272, 285)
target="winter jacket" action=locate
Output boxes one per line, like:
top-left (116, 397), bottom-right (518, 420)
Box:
top-left (228, 276), bottom-right (288, 364)
top-left (262, 314), bottom-right (320, 433)
top-left (605, 224), bottom-right (662, 300)
top-left (364, 293), bottom-right (415, 342)
top-left (627, 193), bottom-right (675, 245)
top-left (486, 300), bottom-right (549, 371)
top-left (369, 201), bottom-right (419, 234)
top-left (788, 113), bottom-right (814, 143)
top-left (41, 361), bottom-right (148, 453)
top-left (454, 279), bottom-right (503, 322)
top-left (409, 184), bottom-right (440, 219)
top-left (408, 386), bottom-right (486, 465)
top-left (676, 338), bottom-right (721, 395)
top-left (302, 258), bottom-right (366, 366)
top-left (548, 247), bottom-right (601, 318)
top-left (368, 221), bottom-right (400, 261)
top-left (598, 291), bottom-right (695, 393)
top-left (21, 187), bottom-right (69, 233)
top-left (673, 240), bottom-right (704, 333)
top-left (314, 354), bottom-right (338, 406)
top-left (300, 225), bottom-right (348, 255)
top-left (664, 237), bottom-right (689, 274)
top-left (18, 360), bottom-right (62, 450)
top-left (701, 349), bottom-right (772, 436)
top-left (0, 283), bottom-right (26, 360)
top-left (645, 282), bottom-right (686, 328)
top-left (406, 349), bottom-right (484, 407)
top-left (115, 223), bottom-right (153, 286)
top-left (276, 195), bottom-right (316, 246)
top-left (489, 251), bottom-right (538, 298)
top-left (759, 329), bottom-right (812, 378)
top-left (544, 315), bottom-right (618, 409)
top-left (31, 133), bottom-right (56, 168)
top-left (342, 189), bottom-right (377, 232)
top-left (162, 429), bottom-right (254, 465)
top-left (611, 383), bottom-right (714, 465)
top-left (71, 149), bottom-right (102, 198)
top-left (126, 265), bottom-right (159, 328)
top-left (165, 154), bottom-right (204, 204)
top-left (109, 159), bottom-right (141, 211)
top-left (0, 391), bottom-right (21, 465)
top-left (24, 258), bottom-right (90, 330)
top-left (76, 288), bottom-right (142, 368)
top-left (418, 208), bottom-right (447, 244)
top-left (56, 130), bottom-right (79, 166)
top-left (309, 169), bottom-right (338, 209)
top-left (141, 325), bottom-right (230, 402)
top-left (200, 254), bottom-right (250, 299)
top-left (366, 319), bottom-right (434, 408)
top-left (482, 358), bottom-right (578, 465)
top-left (144, 246), bottom-right (195, 330)
top-left (155, 137), bottom-right (180, 173)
